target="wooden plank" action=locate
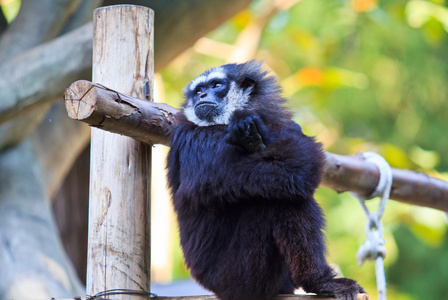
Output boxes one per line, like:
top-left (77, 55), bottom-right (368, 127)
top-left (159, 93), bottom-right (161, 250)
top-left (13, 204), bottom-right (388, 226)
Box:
top-left (153, 295), bottom-right (331, 299)
top-left (86, 5), bottom-right (154, 298)
top-left (152, 293), bottom-right (369, 299)
top-left (53, 293), bottom-right (370, 300)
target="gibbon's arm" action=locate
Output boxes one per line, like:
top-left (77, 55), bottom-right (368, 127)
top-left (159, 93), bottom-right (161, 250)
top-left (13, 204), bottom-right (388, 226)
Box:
top-left (167, 117), bottom-right (324, 208)
top-left (223, 122), bottom-right (324, 204)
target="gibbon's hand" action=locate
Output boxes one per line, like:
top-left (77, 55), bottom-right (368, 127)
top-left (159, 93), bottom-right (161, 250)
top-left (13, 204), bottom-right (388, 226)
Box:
top-left (226, 114), bottom-right (267, 153)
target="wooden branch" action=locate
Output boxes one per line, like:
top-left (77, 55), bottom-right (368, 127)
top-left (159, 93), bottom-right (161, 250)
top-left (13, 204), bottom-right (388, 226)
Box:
top-left (64, 80), bottom-right (448, 212)
top-left (323, 153), bottom-right (448, 211)
top-left (65, 80), bottom-right (178, 146)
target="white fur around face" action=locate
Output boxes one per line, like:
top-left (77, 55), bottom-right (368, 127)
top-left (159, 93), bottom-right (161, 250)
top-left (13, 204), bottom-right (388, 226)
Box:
top-left (184, 81), bottom-right (251, 127)
top-left (214, 81), bottom-right (250, 124)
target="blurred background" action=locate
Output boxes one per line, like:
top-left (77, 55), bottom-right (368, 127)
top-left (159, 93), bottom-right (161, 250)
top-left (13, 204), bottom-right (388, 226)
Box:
top-left (154, 1), bottom-right (448, 298)
top-left (1, 0), bottom-right (448, 300)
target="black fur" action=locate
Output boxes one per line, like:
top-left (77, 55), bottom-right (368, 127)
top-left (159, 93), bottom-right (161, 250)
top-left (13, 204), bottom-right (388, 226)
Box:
top-left (167, 61), bottom-right (366, 300)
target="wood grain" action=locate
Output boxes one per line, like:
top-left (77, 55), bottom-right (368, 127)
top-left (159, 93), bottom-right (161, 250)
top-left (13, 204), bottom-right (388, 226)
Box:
top-left (86, 5), bottom-right (153, 298)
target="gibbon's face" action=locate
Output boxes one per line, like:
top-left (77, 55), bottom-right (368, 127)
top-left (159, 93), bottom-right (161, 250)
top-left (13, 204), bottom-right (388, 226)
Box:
top-left (184, 66), bottom-right (252, 126)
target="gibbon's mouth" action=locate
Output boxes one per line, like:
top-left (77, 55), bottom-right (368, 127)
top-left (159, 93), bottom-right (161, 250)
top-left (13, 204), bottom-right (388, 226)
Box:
top-left (195, 102), bottom-right (221, 122)
top-left (195, 101), bottom-right (217, 108)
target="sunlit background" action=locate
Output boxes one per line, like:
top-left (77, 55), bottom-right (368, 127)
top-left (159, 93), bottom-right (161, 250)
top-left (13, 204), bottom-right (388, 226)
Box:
top-left (153, 2), bottom-right (448, 298)
top-left (3, 0), bottom-right (448, 299)
top-left (156, 1), bottom-right (448, 299)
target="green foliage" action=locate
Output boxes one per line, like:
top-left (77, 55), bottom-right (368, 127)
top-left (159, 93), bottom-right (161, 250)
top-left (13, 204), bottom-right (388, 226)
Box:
top-left (160, 0), bottom-right (448, 298)
top-left (388, 225), bottom-right (448, 299)
top-left (0, 0), bottom-right (20, 23)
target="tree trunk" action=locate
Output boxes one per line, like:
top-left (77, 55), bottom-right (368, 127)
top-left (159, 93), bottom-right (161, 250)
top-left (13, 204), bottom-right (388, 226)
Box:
top-left (0, 139), bottom-right (84, 299)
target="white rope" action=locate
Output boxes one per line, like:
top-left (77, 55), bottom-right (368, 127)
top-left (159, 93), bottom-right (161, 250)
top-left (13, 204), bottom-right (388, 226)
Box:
top-left (352, 152), bottom-right (392, 300)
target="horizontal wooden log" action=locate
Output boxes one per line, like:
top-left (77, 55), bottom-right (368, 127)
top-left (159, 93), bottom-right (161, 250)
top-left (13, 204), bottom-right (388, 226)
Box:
top-left (65, 80), bottom-right (178, 146)
top-left (64, 80), bottom-right (448, 212)
top-left (323, 153), bottom-right (448, 211)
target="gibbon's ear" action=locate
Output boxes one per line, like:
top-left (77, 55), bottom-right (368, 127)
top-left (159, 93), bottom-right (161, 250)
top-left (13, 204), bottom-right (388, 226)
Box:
top-left (240, 76), bottom-right (257, 95)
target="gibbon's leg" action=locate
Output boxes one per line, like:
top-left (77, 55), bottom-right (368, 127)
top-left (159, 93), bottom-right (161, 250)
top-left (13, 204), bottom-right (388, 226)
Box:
top-left (272, 204), bottom-right (365, 300)
top-left (211, 210), bottom-right (292, 300)
top-left (277, 272), bottom-right (295, 294)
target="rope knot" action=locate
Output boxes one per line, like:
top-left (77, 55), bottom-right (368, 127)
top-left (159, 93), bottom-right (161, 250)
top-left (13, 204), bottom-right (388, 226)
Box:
top-left (352, 152), bottom-right (392, 300)
top-left (356, 224), bottom-right (386, 265)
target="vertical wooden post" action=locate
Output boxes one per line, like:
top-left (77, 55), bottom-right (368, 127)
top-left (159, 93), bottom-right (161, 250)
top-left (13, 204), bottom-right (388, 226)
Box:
top-left (87, 5), bottom-right (153, 297)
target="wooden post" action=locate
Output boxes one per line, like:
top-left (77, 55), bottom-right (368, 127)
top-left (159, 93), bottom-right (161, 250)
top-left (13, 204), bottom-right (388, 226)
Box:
top-left (86, 5), bottom-right (153, 297)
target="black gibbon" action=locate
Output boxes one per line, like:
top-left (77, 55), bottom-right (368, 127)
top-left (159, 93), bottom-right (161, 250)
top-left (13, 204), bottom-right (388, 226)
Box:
top-left (166, 60), bottom-right (365, 300)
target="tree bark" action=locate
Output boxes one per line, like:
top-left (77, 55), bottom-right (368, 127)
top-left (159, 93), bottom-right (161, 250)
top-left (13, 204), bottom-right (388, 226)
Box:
top-left (64, 80), bottom-right (448, 212)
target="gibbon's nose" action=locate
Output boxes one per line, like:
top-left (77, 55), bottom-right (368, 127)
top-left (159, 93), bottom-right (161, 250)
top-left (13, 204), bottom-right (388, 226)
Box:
top-left (200, 92), bottom-right (207, 98)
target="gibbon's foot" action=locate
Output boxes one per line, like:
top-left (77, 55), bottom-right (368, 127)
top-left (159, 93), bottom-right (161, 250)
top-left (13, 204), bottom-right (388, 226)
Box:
top-left (227, 114), bottom-right (266, 153)
top-left (304, 277), bottom-right (367, 300)
top-left (357, 293), bottom-right (370, 300)
top-left (330, 278), bottom-right (367, 300)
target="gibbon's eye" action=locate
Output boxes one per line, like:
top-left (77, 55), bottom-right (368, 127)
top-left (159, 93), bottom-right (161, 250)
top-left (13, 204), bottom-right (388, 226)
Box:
top-left (195, 88), bottom-right (204, 96)
top-left (212, 83), bottom-right (221, 88)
